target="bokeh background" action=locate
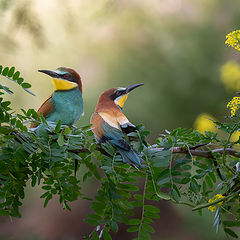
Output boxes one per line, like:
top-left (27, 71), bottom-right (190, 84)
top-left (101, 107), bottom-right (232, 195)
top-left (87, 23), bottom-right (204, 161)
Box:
top-left (1, 0), bottom-right (240, 239)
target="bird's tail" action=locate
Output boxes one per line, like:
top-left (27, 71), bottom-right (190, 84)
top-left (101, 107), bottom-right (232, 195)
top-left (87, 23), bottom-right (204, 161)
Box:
top-left (117, 147), bottom-right (143, 169)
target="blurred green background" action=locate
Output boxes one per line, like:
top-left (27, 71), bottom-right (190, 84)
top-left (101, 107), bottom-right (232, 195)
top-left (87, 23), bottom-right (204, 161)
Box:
top-left (1, 0), bottom-right (240, 239)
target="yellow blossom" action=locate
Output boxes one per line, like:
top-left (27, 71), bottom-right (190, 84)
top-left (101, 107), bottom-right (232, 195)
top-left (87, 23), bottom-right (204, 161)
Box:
top-left (208, 205), bottom-right (216, 212)
top-left (194, 113), bottom-right (217, 134)
top-left (208, 194), bottom-right (224, 212)
top-left (221, 61), bottom-right (240, 92)
top-left (225, 30), bottom-right (240, 52)
top-left (231, 130), bottom-right (240, 143)
top-left (227, 96), bottom-right (240, 117)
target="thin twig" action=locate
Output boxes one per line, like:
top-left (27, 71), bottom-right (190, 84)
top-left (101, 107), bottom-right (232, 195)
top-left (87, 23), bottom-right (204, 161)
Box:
top-left (192, 189), bottom-right (240, 211)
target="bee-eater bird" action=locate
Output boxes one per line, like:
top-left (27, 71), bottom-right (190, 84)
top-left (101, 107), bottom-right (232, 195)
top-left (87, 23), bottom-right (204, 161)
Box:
top-left (90, 83), bottom-right (144, 169)
top-left (31, 67), bottom-right (83, 127)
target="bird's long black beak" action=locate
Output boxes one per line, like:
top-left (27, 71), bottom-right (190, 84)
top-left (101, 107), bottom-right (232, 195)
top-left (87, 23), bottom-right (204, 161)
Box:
top-left (125, 83), bottom-right (144, 93)
top-left (38, 70), bottom-right (59, 78)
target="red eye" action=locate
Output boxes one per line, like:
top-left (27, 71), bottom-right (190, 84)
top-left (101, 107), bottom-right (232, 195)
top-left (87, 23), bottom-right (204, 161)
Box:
top-left (64, 74), bottom-right (71, 79)
top-left (116, 91), bottom-right (121, 96)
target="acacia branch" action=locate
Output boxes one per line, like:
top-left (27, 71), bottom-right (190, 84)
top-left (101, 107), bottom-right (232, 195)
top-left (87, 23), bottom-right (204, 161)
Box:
top-left (69, 146), bottom-right (240, 159)
top-left (69, 147), bottom-right (112, 158)
top-left (70, 145), bottom-right (240, 181)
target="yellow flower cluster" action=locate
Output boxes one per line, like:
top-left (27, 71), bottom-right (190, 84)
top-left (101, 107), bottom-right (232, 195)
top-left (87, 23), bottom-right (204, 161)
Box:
top-left (225, 30), bottom-right (240, 52)
top-left (194, 113), bottom-right (217, 134)
top-left (227, 96), bottom-right (240, 116)
top-left (208, 194), bottom-right (224, 212)
top-left (221, 61), bottom-right (240, 92)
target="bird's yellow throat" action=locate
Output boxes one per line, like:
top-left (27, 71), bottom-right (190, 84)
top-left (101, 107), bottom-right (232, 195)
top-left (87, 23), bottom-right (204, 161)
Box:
top-left (114, 94), bottom-right (128, 108)
top-left (52, 78), bottom-right (77, 91)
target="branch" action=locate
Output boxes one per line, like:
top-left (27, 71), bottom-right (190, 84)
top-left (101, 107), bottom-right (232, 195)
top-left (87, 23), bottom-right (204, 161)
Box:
top-left (69, 147), bottom-right (112, 158)
top-left (192, 189), bottom-right (240, 211)
top-left (151, 146), bottom-right (240, 180)
top-left (69, 146), bottom-right (240, 160)
top-left (152, 147), bottom-right (240, 158)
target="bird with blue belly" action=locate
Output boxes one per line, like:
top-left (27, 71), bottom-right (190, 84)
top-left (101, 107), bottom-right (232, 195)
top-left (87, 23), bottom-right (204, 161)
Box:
top-left (90, 83), bottom-right (144, 169)
top-left (31, 67), bottom-right (83, 128)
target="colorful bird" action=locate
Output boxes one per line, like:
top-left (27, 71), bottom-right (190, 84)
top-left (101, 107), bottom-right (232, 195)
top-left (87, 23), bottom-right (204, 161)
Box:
top-left (90, 83), bottom-right (144, 168)
top-left (31, 67), bottom-right (83, 127)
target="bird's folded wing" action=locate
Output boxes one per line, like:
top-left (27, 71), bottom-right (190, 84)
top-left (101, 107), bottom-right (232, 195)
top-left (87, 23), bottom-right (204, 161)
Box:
top-left (37, 94), bottom-right (55, 117)
top-left (102, 121), bottom-right (131, 151)
top-left (91, 112), bottom-right (132, 151)
top-left (116, 113), bottom-right (136, 134)
top-left (30, 94), bottom-right (54, 128)
top-left (120, 122), bottom-right (136, 134)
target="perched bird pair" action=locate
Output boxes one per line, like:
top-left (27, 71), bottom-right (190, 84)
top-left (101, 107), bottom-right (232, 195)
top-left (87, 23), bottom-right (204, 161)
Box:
top-left (33, 67), bottom-right (143, 168)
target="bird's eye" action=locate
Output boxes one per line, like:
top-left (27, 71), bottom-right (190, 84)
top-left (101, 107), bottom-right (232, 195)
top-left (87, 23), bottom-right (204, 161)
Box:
top-left (116, 91), bottom-right (121, 96)
top-left (64, 74), bottom-right (71, 79)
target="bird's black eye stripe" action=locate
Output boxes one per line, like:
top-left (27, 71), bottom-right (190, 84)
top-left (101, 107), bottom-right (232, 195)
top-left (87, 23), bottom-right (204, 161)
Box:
top-left (110, 90), bottom-right (125, 100)
top-left (116, 91), bottom-right (122, 96)
top-left (63, 73), bottom-right (71, 80)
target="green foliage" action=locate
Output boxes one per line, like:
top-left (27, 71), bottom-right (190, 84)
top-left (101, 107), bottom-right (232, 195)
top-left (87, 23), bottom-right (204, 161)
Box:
top-left (1, 66), bottom-right (240, 239)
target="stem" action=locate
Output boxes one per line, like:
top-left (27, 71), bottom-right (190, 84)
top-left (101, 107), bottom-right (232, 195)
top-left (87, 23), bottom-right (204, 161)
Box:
top-left (175, 201), bottom-right (195, 208)
top-left (137, 175), bottom-right (147, 240)
top-left (145, 154), bottom-right (170, 200)
top-left (192, 190), bottom-right (240, 211)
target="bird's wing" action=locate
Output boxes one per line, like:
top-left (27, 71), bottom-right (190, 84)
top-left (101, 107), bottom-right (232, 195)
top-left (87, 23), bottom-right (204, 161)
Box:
top-left (90, 112), bottom-right (106, 140)
top-left (30, 94), bottom-right (54, 128)
top-left (120, 122), bottom-right (136, 134)
top-left (116, 112), bottom-right (136, 134)
top-left (37, 94), bottom-right (55, 117)
top-left (102, 121), bottom-right (131, 151)
top-left (91, 112), bottom-right (131, 151)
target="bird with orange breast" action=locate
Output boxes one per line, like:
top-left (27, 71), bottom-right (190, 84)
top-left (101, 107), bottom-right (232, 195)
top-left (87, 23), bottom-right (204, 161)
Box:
top-left (31, 67), bottom-right (83, 128)
top-left (90, 83), bottom-right (144, 169)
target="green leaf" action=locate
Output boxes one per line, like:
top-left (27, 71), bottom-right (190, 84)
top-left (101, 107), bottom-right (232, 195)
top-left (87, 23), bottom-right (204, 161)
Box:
top-left (142, 223), bottom-right (155, 233)
top-left (153, 154), bottom-right (171, 168)
top-left (13, 71), bottom-right (20, 80)
top-left (92, 232), bottom-right (100, 240)
top-left (17, 77), bottom-right (24, 84)
top-left (138, 229), bottom-right (151, 240)
top-left (31, 175), bottom-right (36, 187)
top-left (171, 188), bottom-right (180, 202)
top-left (110, 221), bottom-right (118, 233)
top-left (64, 126), bottom-right (70, 135)
top-left (2, 67), bottom-right (9, 76)
top-left (21, 82), bottom-right (32, 88)
top-left (40, 191), bottom-right (49, 199)
top-left (144, 205), bottom-right (160, 213)
top-left (103, 230), bottom-right (112, 240)
top-left (57, 133), bottom-right (65, 147)
top-left (43, 194), bottom-right (52, 207)
top-left (42, 185), bottom-right (51, 190)
top-left (55, 120), bottom-right (62, 133)
top-left (127, 219), bottom-right (141, 225)
top-left (144, 211), bottom-right (159, 219)
top-left (205, 175), bottom-right (213, 188)
top-left (181, 164), bottom-right (192, 170)
top-left (119, 183), bottom-right (139, 192)
top-left (8, 67), bottom-right (15, 77)
top-left (209, 172), bottom-right (216, 183)
top-left (223, 221), bottom-right (240, 227)
top-left (0, 126), bottom-right (11, 134)
top-left (224, 228), bottom-right (238, 238)
top-left (190, 178), bottom-right (200, 193)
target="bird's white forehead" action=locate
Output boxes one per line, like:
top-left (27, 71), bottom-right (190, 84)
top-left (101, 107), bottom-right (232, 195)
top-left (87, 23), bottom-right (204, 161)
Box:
top-left (115, 87), bottom-right (126, 92)
top-left (55, 68), bottom-right (68, 75)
